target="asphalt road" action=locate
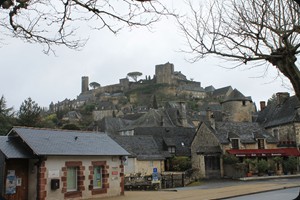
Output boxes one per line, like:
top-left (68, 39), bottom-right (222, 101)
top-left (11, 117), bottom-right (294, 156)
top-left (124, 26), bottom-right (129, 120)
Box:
top-left (94, 177), bottom-right (300, 200)
top-left (226, 187), bottom-right (299, 200)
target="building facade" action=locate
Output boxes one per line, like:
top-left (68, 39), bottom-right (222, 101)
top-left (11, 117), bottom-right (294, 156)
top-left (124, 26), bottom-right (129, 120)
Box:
top-left (0, 127), bottom-right (129, 200)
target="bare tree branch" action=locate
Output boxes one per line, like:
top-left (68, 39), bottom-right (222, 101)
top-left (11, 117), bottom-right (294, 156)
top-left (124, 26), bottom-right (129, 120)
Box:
top-left (179, 0), bottom-right (300, 100)
top-left (0, 0), bottom-right (174, 53)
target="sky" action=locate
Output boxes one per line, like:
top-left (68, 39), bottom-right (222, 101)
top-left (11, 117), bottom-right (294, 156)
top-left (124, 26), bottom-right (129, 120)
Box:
top-left (0, 1), bottom-right (294, 111)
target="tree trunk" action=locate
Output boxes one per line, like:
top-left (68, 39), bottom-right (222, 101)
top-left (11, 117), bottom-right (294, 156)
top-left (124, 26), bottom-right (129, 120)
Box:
top-left (275, 58), bottom-right (300, 101)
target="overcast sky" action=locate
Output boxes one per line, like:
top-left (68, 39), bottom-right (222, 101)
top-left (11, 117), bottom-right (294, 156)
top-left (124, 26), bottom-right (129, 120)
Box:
top-left (0, 1), bottom-right (294, 111)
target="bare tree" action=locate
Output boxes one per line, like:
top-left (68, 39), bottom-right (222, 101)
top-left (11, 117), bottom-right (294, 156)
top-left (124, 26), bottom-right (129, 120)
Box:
top-left (179, 0), bottom-right (300, 100)
top-left (0, 0), bottom-right (171, 53)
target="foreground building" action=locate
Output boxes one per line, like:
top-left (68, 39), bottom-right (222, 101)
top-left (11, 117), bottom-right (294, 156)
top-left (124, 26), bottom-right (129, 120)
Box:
top-left (0, 127), bottom-right (129, 200)
top-left (191, 89), bottom-right (300, 179)
top-left (257, 92), bottom-right (300, 147)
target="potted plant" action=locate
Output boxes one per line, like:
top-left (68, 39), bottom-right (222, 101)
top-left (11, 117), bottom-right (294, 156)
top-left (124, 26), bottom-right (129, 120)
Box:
top-left (267, 159), bottom-right (276, 176)
top-left (273, 157), bottom-right (283, 175)
top-left (244, 158), bottom-right (255, 177)
top-left (257, 159), bottom-right (268, 176)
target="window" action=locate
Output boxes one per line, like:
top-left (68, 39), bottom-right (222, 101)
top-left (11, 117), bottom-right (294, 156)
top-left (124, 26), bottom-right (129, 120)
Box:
top-left (62, 161), bottom-right (83, 199)
top-left (90, 161), bottom-right (109, 195)
top-left (67, 167), bottom-right (78, 191)
top-left (231, 139), bottom-right (239, 149)
top-left (168, 146), bottom-right (176, 154)
top-left (258, 139), bottom-right (265, 149)
top-left (93, 166), bottom-right (103, 189)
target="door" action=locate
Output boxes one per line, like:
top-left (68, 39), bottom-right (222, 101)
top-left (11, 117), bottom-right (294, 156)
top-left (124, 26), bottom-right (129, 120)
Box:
top-left (3, 159), bottom-right (29, 200)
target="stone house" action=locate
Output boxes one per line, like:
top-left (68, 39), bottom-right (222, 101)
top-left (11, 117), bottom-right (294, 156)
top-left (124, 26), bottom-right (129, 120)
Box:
top-left (112, 135), bottom-right (167, 176)
top-left (192, 121), bottom-right (280, 179)
top-left (257, 92), bottom-right (300, 147)
top-left (190, 89), bottom-right (300, 179)
top-left (92, 101), bottom-right (118, 121)
top-left (0, 127), bottom-right (129, 200)
top-left (131, 127), bottom-right (195, 171)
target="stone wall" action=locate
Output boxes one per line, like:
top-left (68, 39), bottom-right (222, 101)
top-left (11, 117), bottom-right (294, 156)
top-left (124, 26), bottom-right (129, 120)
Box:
top-left (222, 100), bottom-right (254, 122)
top-left (155, 63), bottom-right (174, 85)
top-left (266, 122), bottom-right (300, 146)
top-left (191, 123), bottom-right (221, 179)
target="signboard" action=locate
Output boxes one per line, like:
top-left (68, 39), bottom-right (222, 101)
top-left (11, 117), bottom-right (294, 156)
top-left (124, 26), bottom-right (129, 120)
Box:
top-left (6, 170), bottom-right (16, 195)
top-left (112, 171), bottom-right (118, 175)
top-left (48, 170), bottom-right (60, 178)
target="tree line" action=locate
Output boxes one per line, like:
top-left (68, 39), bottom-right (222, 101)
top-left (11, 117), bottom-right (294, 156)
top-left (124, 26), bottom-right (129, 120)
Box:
top-left (0, 95), bottom-right (83, 135)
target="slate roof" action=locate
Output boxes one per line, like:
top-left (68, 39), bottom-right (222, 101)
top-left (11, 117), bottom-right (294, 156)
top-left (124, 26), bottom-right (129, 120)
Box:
top-left (257, 95), bottom-right (300, 128)
top-left (204, 85), bottom-right (215, 93)
top-left (212, 86), bottom-right (233, 98)
top-left (8, 127), bottom-right (129, 156)
top-left (214, 122), bottom-right (277, 144)
top-left (112, 135), bottom-right (167, 160)
top-left (222, 89), bottom-right (252, 103)
top-left (0, 136), bottom-right (34, 159)
top-left (121, 109), bottom-right (175, 130)
top-left (196, 146), bottom-right (222, 154)
top-left (133, 127), bottom-right (196, 157)
top-left (95, 117), bottom-right (132, 135)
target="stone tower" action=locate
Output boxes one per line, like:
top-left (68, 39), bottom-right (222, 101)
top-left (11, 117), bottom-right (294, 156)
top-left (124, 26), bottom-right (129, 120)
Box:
top-left (81, 76), bottom-right (89, 93)
top-left (221, 89), bottom-right (255, 122)
top-left (155, 62), bottom-right (174, 85)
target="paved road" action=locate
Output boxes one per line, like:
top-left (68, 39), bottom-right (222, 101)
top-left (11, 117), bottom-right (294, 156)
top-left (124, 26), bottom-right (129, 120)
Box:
top-left (226, 187), bottom-right (299, 200)
top-left (95, 177), bottom-right (300, 200)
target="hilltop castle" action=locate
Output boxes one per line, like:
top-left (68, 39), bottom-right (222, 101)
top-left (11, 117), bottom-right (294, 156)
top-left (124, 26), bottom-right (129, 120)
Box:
top-left (49, 62), bottom-right (256, 125)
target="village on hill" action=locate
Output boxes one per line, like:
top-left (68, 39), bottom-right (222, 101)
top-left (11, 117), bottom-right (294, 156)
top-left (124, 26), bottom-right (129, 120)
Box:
top-left (0, 62), bottom-right (300, 200)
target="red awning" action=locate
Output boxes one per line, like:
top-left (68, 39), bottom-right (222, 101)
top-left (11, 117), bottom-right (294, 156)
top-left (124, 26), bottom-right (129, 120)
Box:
top-left (227, 148), bottom-right (300, 157)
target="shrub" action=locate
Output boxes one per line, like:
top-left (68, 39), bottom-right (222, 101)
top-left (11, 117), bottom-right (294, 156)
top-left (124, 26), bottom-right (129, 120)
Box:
top-left (283, 156), bottom-right (298, 174)
top-left (257, 159), bottom-right (268, 174)
top-left (170, 156), bottom-right (192, 171)
top-left (223, 154), bottom-right (239, 165)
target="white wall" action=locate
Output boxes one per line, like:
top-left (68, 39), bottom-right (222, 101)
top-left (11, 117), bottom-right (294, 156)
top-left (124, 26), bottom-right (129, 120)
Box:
top-left (35, 156), bottom-right (123, 200)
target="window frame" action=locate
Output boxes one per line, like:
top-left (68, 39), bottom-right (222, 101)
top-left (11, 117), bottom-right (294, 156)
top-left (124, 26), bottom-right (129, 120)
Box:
top-left (168, 146), bottom-right (176, 154)
top-left (89, 161), bottom-right (109, 196)
top-left (257, 138), bottom-right (265, 149)
top-left (231, 138), bottom-right (239, 149)
top-left (62, 161), bottom-right (84, 199)
top-left (67, 166), bottom-right (78, 192)
top-left (93, 166), bottom-right (103, 189)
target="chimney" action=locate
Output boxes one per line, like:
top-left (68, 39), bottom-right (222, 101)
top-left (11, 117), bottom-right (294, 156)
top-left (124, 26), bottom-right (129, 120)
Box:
top-left (178, 101), bottom-right (188, 127)
top-left (206, 108), bottom-right (215, 129)
top-left (260, 101), bottom-right (266, 111)
top-left (276, 92), bottom-right (290, 105)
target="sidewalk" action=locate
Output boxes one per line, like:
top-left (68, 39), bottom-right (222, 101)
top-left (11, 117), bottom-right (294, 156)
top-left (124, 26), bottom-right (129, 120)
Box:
top-left (98, 177), bottom-right (300, 200)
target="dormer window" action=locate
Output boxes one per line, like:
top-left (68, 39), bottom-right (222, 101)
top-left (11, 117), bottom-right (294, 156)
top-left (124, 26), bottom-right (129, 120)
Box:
top-left (231, 139), bottom-right (239, 149)
top-left (168, 146), bottom-right (176, 154)
top-left (258, 139), bottom-right (265, 149)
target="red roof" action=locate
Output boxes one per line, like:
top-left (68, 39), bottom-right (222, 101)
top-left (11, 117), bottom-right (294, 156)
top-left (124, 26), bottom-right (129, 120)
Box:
top-left (227, 148), bottom-right (300, 157)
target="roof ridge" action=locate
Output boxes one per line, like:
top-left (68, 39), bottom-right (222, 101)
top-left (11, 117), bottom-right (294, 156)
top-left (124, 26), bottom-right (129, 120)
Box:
top-left (12, 126), bottom-right (103, 134)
